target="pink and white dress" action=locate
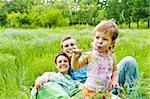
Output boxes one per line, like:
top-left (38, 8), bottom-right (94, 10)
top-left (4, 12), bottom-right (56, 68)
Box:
top-left (83, 51), bottom-right (115, 92)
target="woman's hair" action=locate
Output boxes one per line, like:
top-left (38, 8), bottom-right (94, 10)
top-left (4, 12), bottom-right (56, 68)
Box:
top-left (54, 52), bottom-right (70, 65)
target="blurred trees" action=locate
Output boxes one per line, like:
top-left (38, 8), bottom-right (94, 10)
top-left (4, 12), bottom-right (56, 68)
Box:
top-left (106, 0), bottom-right (149, 28)
top-left (0, 0), bottom-right (7, 26)
top-left (0, 0), bottom-right (149, 28)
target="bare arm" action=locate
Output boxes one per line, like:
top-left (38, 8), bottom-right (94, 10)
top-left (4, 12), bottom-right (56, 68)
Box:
top-left (71, 49), bottom-right (88, 70)
top-left (111, 63), bottom-right (119, 88)
top-left (112, 64), bottom-right (118, 82)
top-left (109, 53), bottom-right (119, 88)
top-left (35, 72), bottom-right (51, 91)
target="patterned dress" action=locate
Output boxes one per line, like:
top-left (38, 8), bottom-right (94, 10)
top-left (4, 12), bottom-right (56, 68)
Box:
top-left (83, 51), bottom-right (115, 92)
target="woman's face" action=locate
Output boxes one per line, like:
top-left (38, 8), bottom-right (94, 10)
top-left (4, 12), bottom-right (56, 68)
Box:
top-left (56, 55), bottom-right (70, 75)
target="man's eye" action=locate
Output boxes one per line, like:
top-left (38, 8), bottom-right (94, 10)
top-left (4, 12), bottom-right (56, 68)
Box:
top-left (64, 60), bottom-right (68, 62)
top-left (70, 43), bottom-right (75, 46)
top-left (96, 36), bottom-right (99, 39)
top-left (64, 44), bottom-right (69, 47)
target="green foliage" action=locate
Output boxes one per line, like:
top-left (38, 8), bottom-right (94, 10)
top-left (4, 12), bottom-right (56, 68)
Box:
top-left (0, 0), bottom-right (149, 28)
top-left (119, 20), bottom-right (148, 29)
top-left (7, 12), bottom-right (31, 28)
top-left (95, 9), bottom-right (107, 24)
top-left (19, 13), bottom-right (31, 27)
top-left (6, 0), bottom-right (39, 13)
top-left (106, 0), bottom-right (149, 28)
top-left (0, 1), bottom-right (7, 26)
top-left (6, 5), bottom-right (69, 28)
top-left (106, 0), bottom-right (121, 22)
top-left (67, 3), bottom-right (103, 25)
top-left (7, 12), bottom-right (21, 27)
top-left (40, 7), bottom-right (69, 27)
top-left (28, 5), bottom-right (69, 28)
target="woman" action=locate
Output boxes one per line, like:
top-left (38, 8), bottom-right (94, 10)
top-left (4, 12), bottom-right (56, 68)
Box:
top-left (30, 53), bottom-right (83, 99)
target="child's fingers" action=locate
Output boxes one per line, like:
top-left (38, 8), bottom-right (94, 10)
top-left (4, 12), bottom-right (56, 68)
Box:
top-left (73, 49), bottom-right (82, 54)
top-left (113, 82), bottom-right (119, 88)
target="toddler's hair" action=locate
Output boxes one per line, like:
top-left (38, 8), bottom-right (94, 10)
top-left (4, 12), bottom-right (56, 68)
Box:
top-left (94, 19), bottom-right (119, 41)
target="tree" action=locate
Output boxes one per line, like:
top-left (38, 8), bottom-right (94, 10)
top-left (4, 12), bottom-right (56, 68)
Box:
top-left (132, 0), bottom-right (149, 28)
top-left (6, 0), bottom-right (39, 13)
top-left (106, 0), bottom-right (121, 24)
top-left (0, 0), bottom-right (7, 26)
top-left (142, 0), bottom-right (149, 28)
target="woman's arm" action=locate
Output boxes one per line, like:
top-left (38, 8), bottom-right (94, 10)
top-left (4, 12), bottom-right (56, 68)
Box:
top-left (35, 72), bottom-right (51, 91)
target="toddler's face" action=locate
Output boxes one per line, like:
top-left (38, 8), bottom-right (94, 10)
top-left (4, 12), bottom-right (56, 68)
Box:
top-left (93, 31), bottom-right (112, 53)
top-left (56, 55), bottom-right (70, 75)
top-left (62, 38), bottom-right (78, 58)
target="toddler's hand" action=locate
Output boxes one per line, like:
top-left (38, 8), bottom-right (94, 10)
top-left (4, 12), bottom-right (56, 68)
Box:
top-left (112, 81), bottom-right (119, 88)
top-left (72, 48), bottom-right (82, 59)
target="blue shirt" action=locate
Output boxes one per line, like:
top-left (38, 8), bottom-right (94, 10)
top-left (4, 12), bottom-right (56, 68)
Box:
top-left (68, 65), bottom-right (87, 83)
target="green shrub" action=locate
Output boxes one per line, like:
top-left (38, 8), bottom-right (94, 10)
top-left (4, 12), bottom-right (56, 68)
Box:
top-left (28, 5), bottom-right (69, 28)
top-left (7, 12), bottom-right (21, 28)
top-left (40, 8), bottom-right (69, 27)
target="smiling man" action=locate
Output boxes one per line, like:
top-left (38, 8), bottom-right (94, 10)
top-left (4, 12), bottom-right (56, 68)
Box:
top-left (60, 36), bottom-right (87, 83)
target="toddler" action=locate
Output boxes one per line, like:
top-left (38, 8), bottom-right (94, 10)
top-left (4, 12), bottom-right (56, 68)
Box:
top-left (71, 20), bottom-right (119, 98)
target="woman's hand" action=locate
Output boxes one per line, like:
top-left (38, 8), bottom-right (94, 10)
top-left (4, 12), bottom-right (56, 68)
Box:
top-left (34, 72), bottom-right (51, 91)
top-left (35, 76), bottom-right (47, 91)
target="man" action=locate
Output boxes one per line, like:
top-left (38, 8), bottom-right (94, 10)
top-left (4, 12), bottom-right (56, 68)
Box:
top-left (60, 36), bottom-right (87, 83)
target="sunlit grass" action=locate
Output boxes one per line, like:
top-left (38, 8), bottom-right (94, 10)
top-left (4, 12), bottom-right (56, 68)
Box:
top-left (0, 27), bottom-right (149, 98)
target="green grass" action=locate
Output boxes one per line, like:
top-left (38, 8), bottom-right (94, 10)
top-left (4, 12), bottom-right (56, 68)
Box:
top-left (0, 26), bottom-right (149, 98)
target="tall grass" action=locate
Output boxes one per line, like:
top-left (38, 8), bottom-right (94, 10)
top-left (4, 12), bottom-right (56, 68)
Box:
top-left (0, 27), bottom-right (149, 98)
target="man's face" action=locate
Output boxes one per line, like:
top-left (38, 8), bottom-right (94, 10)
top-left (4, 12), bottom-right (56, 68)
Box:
top-left (62, 39), bottom-right (78, 58)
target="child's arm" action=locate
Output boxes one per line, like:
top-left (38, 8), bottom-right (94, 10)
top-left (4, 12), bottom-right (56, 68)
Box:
top-left (35, 72), bottom-right (51, 91)
top-left (71, 49), bottom-right (88, 70)
top-left (112, 64), bottom-right (118, 83)
top-left (112, 63), bottom-right (119, 87)
top-left (110, 54), bottom-right (119, 87)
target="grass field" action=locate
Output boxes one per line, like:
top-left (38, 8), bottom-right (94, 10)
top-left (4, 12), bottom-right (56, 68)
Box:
top-left (0, 26), bottom-right (150, 98)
